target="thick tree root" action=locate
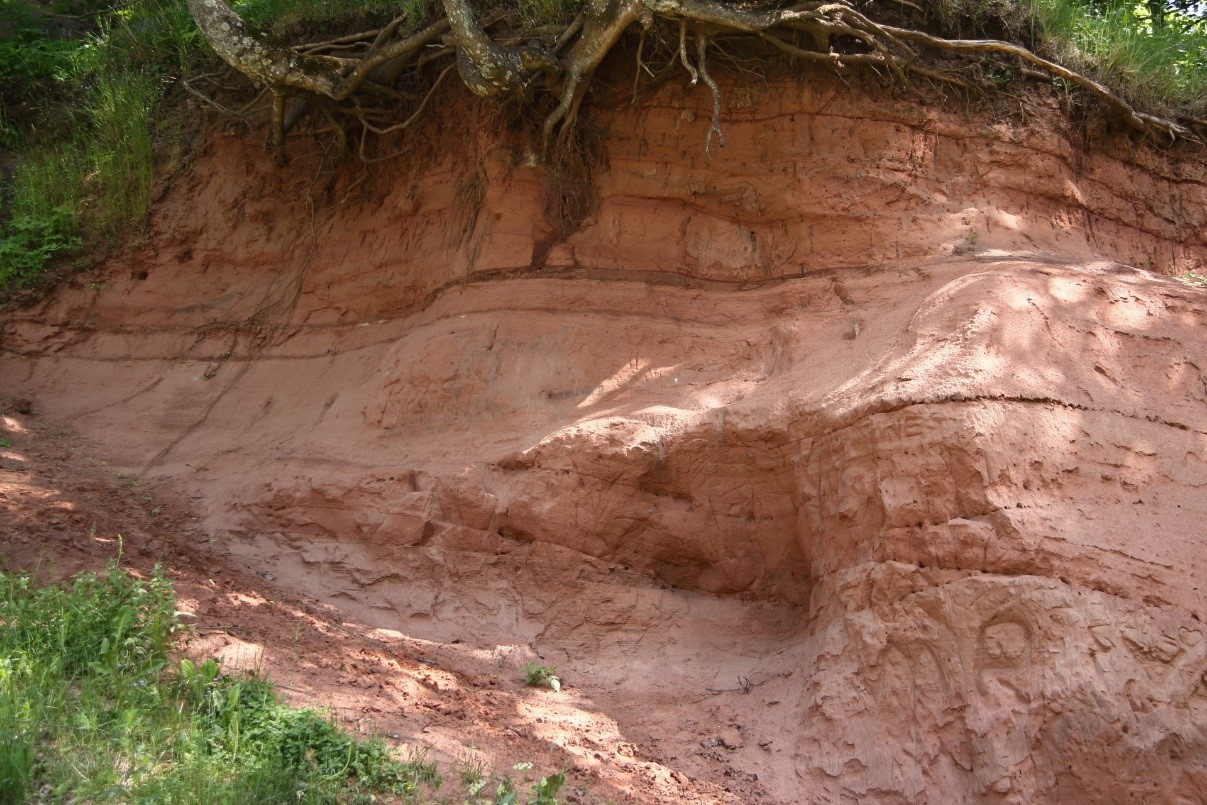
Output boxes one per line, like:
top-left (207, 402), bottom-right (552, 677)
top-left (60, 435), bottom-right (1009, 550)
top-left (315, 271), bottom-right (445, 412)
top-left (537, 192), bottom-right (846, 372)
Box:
top-left (187, 0), bottom-right (1202, 157)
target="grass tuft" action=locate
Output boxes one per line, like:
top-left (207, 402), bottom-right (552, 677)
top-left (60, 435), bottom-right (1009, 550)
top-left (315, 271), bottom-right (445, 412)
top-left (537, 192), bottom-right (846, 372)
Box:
top-left (86, 71), bottom-right (158, 241)
top-left (1, 72), bottom-right (157, 287)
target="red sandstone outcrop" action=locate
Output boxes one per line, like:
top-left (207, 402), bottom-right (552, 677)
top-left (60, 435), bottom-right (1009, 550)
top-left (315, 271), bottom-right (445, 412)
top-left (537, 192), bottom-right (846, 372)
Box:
top-left (2, 71), bottom-right (1205, 801)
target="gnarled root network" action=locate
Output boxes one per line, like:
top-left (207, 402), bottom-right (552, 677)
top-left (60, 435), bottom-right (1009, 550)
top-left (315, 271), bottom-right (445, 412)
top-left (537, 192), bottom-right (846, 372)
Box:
top-left (185, 0), bottom-right (1200, 159)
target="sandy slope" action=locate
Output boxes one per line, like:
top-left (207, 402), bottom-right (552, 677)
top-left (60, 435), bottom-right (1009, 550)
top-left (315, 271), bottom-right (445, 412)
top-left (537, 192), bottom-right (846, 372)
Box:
top-left (3, 70), bottom-right (1207, 802)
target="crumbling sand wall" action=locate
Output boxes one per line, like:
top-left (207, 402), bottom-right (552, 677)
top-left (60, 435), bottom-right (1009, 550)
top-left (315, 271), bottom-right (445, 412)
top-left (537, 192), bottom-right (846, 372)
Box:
top-left (3, 72), bottom-right (1205, 801)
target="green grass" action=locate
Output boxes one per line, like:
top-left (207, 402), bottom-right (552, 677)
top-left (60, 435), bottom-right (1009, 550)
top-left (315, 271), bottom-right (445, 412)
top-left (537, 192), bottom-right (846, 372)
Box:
top-left (0, 0), bottom-right (201, 291)
top-left (87, 71), bottom-right (159, 241)
top-left (1, 71), bottom-right (157, 287)
top-left (1028, 0), bottom-right (1207, 115)
top-left (930, 1), bottom-right (1205, 115)
top-left (0, 561), bottom-right (443, 803)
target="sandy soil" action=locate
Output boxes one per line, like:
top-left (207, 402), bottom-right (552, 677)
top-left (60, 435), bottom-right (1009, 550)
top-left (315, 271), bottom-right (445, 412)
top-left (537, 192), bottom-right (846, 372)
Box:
top-left (1, 406), bottom-right (767, 803)
top-left (3, 68), bottom-right (1206, 802)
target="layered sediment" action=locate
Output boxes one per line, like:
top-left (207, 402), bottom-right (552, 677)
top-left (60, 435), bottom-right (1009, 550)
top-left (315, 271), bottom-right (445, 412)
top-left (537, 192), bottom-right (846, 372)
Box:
top-left (3, 71), bottom-right (1205, 801)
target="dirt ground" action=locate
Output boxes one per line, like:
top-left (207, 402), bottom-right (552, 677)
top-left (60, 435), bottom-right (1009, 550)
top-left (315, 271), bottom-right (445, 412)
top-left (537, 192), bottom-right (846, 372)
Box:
top-left (3, 67), bottom-right (1205, 802)
top-left (0, 406), bottom-right (765, 804)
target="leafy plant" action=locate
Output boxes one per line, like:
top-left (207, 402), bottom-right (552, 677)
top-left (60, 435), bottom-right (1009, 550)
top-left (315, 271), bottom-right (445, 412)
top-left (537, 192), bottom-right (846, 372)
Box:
top-left (0, 207), bottom-right (83, 287)
top-left (494, 773), bottom-right (519, 805)
top-left (520, 663), bottom-right (561, 692)
top-left (484, 763), bottom-right (566, 805)
top-left (529, 772), bottom-right (566, 805)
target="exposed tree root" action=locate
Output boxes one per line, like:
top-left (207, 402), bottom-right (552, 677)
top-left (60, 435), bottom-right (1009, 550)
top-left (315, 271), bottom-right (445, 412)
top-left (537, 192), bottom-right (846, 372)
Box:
top-left (882, 25), bottom-right (1194, 143)
top-left (186, 0), bottom-right (1202, 160)
top-left (695, 31), bottom-right (726, 158)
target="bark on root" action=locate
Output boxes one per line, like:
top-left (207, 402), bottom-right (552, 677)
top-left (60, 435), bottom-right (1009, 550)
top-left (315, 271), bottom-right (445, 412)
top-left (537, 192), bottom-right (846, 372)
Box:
top-left (186, 0), bottom-right (1201, 157)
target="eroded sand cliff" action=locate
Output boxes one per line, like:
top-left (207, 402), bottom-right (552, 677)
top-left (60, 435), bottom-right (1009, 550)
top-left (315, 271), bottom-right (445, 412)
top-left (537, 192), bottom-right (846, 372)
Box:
top-left (3, 71), bottom-right (1206, 801)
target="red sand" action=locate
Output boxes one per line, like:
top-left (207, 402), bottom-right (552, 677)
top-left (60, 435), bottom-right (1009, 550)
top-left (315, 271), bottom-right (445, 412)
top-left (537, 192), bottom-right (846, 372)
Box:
top-left (3, 71), bottom-right (1205, 801)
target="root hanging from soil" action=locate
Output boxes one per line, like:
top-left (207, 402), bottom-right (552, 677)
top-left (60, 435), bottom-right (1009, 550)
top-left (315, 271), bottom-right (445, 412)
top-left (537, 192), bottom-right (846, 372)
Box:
top-left (185, 0), bottom-right (1202, 159)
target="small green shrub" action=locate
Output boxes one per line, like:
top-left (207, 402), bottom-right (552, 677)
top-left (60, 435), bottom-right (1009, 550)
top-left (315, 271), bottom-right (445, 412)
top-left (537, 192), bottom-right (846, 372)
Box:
top-left (484, 763), bottom-right (566, 805)
top-left (520, 663), bottom-right (561, 692)
top-left (528, 772), bottom-right (566, 805)
top-left (0, 207), bottom-right (83, 286)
